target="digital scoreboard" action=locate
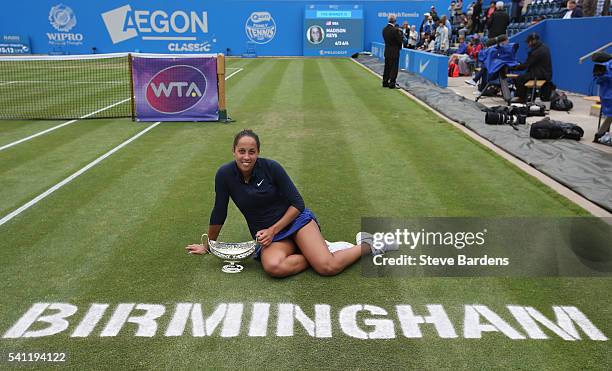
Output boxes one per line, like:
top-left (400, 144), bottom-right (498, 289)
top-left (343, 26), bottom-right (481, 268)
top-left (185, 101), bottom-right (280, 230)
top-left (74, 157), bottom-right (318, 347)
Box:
top-left (303, 4), bottom-right (363, 57)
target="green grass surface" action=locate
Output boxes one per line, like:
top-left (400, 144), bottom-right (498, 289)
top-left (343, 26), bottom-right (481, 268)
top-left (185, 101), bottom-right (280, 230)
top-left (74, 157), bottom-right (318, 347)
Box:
top-left (0, 58), bottom-right (609, 370)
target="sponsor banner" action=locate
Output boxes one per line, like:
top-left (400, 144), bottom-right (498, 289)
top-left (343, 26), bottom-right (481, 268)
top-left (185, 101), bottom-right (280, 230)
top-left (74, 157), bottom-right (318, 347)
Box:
top-left (371, 42), bottom-right (448, 87)
top-left (303, 4), bottom-right (364, 57)
top-left (0, 34), bottom-right (31, 55)
top-left (47, 3), bottom-right (84, 52)
top-left (361, 217), bottom-right (612, 277)
top-left (245, 11), bottom-right (276, 45)
top-left (132, 56), bottom-right (218, 121)
top-left (4, 1), bottom-right (447, 56)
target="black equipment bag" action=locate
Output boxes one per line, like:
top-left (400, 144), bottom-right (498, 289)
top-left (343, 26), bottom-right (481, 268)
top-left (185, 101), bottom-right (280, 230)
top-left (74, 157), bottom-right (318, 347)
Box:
top-left (529, 118), bottom-right (584, 140)
top-left (550, 90), bottom-right (573, 111)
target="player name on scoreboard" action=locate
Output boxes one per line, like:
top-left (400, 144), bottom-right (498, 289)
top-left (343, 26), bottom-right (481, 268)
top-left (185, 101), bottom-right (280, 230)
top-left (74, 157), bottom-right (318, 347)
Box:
top-left (303, 4), bottom-right (363, 57)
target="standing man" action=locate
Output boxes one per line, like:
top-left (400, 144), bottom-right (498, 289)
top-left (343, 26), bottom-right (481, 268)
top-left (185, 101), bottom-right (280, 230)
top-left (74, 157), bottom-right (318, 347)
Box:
top-left (382, 14), bottom-right (403, 89)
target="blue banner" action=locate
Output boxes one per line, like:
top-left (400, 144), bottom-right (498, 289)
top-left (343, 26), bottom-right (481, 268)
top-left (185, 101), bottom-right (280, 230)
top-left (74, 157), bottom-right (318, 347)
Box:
top-left (0, 35), bottom-right (31, 55)
top-left (372, 42), bottom-right (448, 87)
top-left (0, 1), bottom-right (450, 56)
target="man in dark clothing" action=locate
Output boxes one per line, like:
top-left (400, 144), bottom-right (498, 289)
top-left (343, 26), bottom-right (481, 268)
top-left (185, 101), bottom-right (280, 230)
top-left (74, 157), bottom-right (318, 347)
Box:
top-left (511, 33), bottom-right (553, 103)
top-left (487, 1), bottom-right (510, 39)
top-left (382, 14), bottom-right (403, 89)
top-left (562, 0), bottom-right (584, 18)
top-left (471, 0), bottom-right (483, 34)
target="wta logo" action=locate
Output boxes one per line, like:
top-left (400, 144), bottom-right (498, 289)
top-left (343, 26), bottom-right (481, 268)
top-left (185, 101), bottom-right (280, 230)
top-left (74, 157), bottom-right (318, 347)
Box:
top-left (146, 65), bottom-right (207, 114)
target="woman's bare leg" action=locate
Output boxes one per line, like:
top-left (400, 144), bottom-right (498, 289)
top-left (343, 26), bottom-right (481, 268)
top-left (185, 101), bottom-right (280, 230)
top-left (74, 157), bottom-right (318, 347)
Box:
top-left (294, 220), bottom-right (368, 276)
top-left (260, 239), bottom-right (310, 278)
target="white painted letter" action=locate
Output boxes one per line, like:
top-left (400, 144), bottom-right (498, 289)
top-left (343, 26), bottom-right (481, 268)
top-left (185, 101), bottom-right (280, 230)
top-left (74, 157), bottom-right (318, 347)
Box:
top-left (276, 304), bottom-right (331, 338)
top-left (71, 304), bottom-right (109, 337)
top-left (464, 305), bottom-right (524, 339)
top-left (100, 304), bottom-right (165, 337)
top-left (248, 303), bottom-right (270, 337)
top-left (396, 304), bottom-right (457, 338)
top-left (339, 304), bottom-right (395, 339)
top-left (3, 303), bottom-right (77, 338)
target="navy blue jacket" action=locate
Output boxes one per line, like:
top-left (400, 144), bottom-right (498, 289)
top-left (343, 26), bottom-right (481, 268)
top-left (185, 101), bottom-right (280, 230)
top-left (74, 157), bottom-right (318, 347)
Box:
top-left (210, 158), bottom-right (305, 238)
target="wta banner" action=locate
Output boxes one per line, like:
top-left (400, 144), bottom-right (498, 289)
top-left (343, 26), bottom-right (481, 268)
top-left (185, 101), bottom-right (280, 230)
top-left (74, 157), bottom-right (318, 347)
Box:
top-left (131, 56), bottom-right (219, 121)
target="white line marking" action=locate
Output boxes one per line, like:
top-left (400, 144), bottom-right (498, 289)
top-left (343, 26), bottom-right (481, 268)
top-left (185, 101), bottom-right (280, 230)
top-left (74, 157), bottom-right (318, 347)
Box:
top-left (0, 122), bottom-right (161, 227)
top-left (0, 97), bottom-right (131, 152)
top-left (225, 68), bottom-right (243, 80)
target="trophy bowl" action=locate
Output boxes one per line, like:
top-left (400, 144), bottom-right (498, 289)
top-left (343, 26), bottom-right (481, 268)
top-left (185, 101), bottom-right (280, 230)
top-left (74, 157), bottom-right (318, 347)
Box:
top-left (202, 233), bottom-right (258, 273)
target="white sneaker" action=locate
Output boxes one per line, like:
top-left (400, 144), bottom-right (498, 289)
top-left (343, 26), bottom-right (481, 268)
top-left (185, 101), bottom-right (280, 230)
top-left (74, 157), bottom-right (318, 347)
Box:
top-left (464, 79), bottom-right (477, 86)
top-left (355, 232), bottom-right (399, 255)
top-left (326, 240), bottom-right (354, 253)
top-left (355, 232), bottom-right (380, 255)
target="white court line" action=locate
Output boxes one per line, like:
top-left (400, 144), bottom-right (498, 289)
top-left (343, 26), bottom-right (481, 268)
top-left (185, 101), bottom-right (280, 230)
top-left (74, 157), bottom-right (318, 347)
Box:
top-left (0, 66), bottom-right (245, 227)
top-left (0, 67), bottom-right (244, 152)
top-left (0, 122), bottom-right (161, 227)
top-left (0, 97), bottom-right (131, 152)
top-left (225, 68), bottom-right (243, 80)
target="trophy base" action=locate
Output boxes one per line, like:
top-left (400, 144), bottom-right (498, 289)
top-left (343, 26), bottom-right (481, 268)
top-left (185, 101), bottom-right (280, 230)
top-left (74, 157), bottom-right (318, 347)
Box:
top-left (222, 261), bottom-right (244, 273)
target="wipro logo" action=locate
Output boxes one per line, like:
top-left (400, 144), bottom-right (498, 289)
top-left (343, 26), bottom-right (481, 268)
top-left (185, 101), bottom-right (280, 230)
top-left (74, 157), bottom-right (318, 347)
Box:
top-left (145, 65), bottom-right (207, 114)
top-left (101, 4), bottom-right (208, 44)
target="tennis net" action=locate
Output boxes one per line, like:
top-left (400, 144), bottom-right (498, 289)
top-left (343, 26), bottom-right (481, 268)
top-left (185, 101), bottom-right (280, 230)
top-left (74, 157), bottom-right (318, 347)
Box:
top-left (0, 53), bottom-right (132, 120)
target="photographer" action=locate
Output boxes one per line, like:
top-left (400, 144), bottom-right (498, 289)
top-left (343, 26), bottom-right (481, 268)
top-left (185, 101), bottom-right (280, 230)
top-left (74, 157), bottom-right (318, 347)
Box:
top-left (593, 52), bottom-right (612, 143)
top-left (510, 33), bottom-right (552, 103)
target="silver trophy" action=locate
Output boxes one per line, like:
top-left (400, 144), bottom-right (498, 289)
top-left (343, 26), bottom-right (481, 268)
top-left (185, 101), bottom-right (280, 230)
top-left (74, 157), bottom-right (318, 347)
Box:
top-left (202, 233), bottom-right (258, 273)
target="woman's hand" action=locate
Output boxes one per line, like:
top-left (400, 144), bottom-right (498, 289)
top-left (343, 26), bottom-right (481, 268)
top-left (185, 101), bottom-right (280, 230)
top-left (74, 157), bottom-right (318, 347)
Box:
top-left (185, 243), bottom-right (209, 255)
top-left (255, 228), bottom-right (276, 247)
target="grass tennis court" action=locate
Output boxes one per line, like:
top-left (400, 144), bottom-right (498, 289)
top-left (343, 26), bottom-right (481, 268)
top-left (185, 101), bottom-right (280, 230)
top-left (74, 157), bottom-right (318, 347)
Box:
top-left (0, 58), bottom-right (610, 369)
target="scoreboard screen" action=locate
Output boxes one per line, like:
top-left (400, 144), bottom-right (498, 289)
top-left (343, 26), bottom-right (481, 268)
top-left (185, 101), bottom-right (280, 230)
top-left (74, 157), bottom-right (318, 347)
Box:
top-left (303, 4), bottom-right (363, 57)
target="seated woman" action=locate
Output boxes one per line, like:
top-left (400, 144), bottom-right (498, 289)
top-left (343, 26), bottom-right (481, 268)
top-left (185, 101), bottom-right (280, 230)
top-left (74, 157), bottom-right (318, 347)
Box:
top-left (186, 129), bottom-right (378, 277)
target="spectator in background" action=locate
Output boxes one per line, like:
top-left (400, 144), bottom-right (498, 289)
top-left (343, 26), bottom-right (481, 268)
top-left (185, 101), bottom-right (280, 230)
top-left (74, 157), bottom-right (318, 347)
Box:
top-left (441, 15), bottom-right (453, 43)
top-left (434, 19), bottom-right (450, 53)
top-left (510, 0), bottom-right (522, 22)
top-left (431, 6), bottom-right (440, 22)
top-left (457, 13), bottom-right (471, 39)
top-left (485, 1), bottom-right (497, 28)
top-left (401, 21), bottom-right (410, 47)
top-left (419, 13), bottom-right (434, 36)
top-left (471, 0), bottom-right (484, 34)
top-left (417, 33), bottom-right (432, 50)
top-left (408, 25), bottom-right (418, 49)
top-left (599, 0), bottom-right (611, 16)
top-left (487, 2), bottom-right (509, 38)
top-left (579, 0), bottom-right (598, 16)
top-left (563, 0), bottom-right (584, 17)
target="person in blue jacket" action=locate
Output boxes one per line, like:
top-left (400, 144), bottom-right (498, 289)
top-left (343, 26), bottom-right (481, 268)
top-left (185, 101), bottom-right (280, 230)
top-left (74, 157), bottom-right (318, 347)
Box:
top-left (186, 129), bottom-right (378, 277)
top-left (593, 52), bottom-right (612, 142)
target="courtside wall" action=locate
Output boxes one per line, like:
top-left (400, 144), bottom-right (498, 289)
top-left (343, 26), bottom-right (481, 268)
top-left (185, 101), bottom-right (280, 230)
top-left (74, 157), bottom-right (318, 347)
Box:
top-left (510, 17), bottom-right (612, 95)
top-left (0, 0), bottom-right (451, 56)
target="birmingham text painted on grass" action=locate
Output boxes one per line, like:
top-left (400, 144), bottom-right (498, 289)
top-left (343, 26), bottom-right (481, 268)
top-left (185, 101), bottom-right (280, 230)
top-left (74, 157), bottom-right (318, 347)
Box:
top-left (2, 303), bottom-right (607, 341)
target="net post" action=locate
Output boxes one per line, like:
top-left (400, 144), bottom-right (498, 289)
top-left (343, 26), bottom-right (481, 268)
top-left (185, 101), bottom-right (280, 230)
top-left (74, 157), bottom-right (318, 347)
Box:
top-left (128, 53), bottom-right (136, 122)
top-left (217, 53), bottom-right (231, 122)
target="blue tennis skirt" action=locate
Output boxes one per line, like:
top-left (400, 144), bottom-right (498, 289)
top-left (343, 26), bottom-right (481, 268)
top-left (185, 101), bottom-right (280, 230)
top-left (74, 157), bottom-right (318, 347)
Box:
top-left (253, 208), bottom-right (319, 259)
